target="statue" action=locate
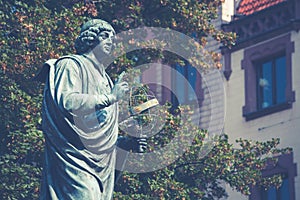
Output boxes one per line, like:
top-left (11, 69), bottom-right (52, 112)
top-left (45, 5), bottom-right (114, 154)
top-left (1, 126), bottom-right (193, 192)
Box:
top-left (39, 19), bottom-right (136, 200)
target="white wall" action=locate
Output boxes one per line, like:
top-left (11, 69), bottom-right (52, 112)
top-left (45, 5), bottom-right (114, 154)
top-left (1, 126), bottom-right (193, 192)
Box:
top-left (222, 0), bottom-right (235, 22)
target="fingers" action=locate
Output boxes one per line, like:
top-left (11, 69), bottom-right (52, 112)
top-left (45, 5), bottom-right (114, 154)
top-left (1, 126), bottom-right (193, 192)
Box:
top-left (112, 71), bottom-right (129, 101)
top-left (112, 81), bottom-right (129, 101)
top-left (118, 81), bottom-right (128, 87)
top-left (117, 81), bottom-right (129, 92)
top-left (137, 138), bottom-right (147, 145)
top-left (137, 138), bottom-right (147, 153)
top-left (117, 71), bottom-right (126, 83)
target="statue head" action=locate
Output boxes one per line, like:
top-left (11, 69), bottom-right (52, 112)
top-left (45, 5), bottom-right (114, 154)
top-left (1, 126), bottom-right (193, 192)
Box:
top-left (75, 19), bottom-right (116, 54)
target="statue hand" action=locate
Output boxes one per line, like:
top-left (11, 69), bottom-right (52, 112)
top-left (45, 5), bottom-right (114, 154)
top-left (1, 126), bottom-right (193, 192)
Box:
top-left (117, 136), bottom-right (147, 153)
top-left (111, 81), bottom-right (129, 101)
top-left (137, 138), bottom-right (147, 153)
top-left (110, 71), bottom-right (128, 102)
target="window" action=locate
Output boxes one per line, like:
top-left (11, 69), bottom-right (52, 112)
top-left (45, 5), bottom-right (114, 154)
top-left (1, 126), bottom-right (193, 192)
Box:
top-left (249, 153), bottom-right (297, 200)
top-left (261, 174), bottom-right (290, 200)
top-left (256, 55), bottom-right (286, 110)
top-left (241, 34), bottom-right (295, 121)
top-left (171, 63), bottom-right (202, 106)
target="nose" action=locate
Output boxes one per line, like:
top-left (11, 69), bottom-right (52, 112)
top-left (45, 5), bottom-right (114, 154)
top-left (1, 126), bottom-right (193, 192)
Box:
top-left (106, 36), bottom-right (113, 44)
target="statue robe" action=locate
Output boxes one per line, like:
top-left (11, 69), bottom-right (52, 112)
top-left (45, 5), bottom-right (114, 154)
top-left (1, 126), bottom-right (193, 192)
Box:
top-left (40, 55), bottom-right (118, 200)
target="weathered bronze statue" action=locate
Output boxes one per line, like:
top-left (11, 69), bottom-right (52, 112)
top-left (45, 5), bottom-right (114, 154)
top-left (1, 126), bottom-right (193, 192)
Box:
top-left (40, 19), bottom-right (129, 200)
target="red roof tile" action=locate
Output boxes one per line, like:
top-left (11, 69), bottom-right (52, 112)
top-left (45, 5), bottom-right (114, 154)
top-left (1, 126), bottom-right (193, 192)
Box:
top-left (236, 0), bottom-right (286, 16)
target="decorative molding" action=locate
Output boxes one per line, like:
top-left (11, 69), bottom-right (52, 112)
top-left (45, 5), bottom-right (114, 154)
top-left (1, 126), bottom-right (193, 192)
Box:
top-left (221, 0), bottom-right (299, 80)
top-left (222, 0), bottom-right (300, 52)
top-left (223, 50), bottom-right (232, 80)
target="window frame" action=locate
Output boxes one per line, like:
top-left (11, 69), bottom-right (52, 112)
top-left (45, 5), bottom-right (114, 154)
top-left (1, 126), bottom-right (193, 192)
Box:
top-left (241, 34), bottom-right (295, 121)
top-left (255, 52), bottom-right (287, 111)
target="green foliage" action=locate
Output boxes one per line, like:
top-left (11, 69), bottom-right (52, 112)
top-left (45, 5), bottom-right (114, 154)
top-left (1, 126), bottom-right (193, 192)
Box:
top-left (115, 111), bottom-right (292, 199)
top-left (0, 0), bottom-right (291, 199)
top-left (0, 0), bottom-right (88, 199)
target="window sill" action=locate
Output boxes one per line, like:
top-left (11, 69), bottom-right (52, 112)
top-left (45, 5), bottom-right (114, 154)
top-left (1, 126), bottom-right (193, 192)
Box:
top-left (243, 102), bottom-right (293, 121)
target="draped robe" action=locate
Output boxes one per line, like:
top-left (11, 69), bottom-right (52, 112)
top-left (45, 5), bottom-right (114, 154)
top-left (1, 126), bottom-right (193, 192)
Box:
top-left (40, 55), bottom-right (118, 200)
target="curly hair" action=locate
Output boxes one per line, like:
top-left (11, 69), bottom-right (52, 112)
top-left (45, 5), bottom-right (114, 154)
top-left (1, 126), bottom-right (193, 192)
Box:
top-left (75, 19), bottom-right (115, 54)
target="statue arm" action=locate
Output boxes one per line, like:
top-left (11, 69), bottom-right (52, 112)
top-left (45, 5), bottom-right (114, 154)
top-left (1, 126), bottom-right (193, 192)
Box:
top-left (53, 59), bottom-right (116, 115)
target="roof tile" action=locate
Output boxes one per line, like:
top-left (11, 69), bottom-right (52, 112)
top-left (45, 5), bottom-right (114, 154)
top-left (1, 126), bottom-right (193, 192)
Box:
top-left (237, 0), bottom-right (286, 16)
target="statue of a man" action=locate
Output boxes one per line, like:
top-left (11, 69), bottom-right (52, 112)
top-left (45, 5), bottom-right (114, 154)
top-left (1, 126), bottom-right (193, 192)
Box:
top-left (40, 19), bottom-right (129, 200)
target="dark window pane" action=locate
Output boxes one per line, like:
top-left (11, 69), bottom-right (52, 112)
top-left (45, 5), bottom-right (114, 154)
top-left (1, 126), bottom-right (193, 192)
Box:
top-left (259, 61), bottom-right (273, 108)
top-left (262, 188), bottom-right (268, 200)
top-left (280, 178), bottom-right (290, 200)
top-left (187, 64), bottom-right (197, 101)
top-left (267, 186), bottom-right (277, 200)
top-left (275, 56), bottom-right (286, 104)
top-left (175, 64), bottom-right (185, 103)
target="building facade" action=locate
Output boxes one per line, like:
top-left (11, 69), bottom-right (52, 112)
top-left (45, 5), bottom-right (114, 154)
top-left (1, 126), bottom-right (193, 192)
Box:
top-left (222, 0), bottom-right (300, 199)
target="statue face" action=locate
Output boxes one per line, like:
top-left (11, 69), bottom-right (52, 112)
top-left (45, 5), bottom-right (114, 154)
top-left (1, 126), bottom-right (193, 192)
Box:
top-left (93, 30), bottom-right (115, 56)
